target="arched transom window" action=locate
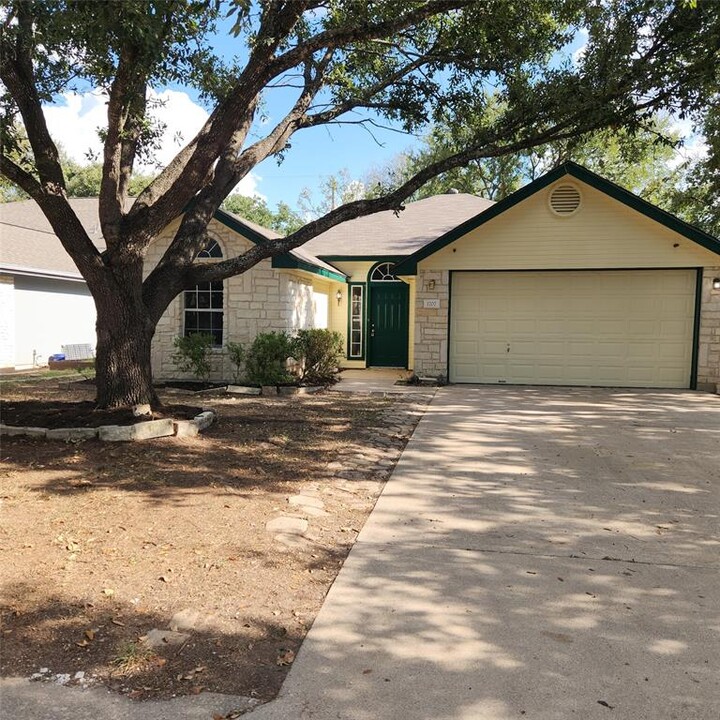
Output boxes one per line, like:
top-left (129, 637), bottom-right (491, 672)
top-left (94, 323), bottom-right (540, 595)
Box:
top-left (370, 262), bottom-right (400, 282)
top-left (196, 238), bottom-right (223, 258)
top-left (184, 238), bottom-right (224, 346)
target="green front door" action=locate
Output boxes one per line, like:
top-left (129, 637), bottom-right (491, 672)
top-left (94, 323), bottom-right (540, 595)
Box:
top-left (369, 282), bottom-right (409, 367)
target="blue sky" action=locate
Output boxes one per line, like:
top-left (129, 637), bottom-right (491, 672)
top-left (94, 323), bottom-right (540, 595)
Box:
top-left (41, 12), bottom-right (702, 211)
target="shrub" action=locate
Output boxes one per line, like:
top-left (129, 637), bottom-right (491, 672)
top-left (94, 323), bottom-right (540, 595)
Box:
top-left (172, 333), bottom-right (214, 381)
top-left (292, 329), bottom-right (343, 384)
top-left (244, 331), bottom-right (294, 386)
top-left (225, 341), bottom-right (245, 383)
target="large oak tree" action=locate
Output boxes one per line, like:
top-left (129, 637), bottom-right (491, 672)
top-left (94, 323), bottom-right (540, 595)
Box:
top-left (1, 0), bottom-right (717, 408)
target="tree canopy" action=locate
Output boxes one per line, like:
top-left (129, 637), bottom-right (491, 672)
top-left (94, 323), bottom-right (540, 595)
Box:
top-left (2, 0), bottom-right (718, 407)
top-left (367, 114), bottom-right (684, 204)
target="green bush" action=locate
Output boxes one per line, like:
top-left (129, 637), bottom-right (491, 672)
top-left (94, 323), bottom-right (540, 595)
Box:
top-left (292, 329), bottom-right (343, 384)
top-left (244, 331), bottom-right (294, 386)
top-left (172, 333), bottom-right (214, 380)
top-left (225, 341), bottom-right (245, 383)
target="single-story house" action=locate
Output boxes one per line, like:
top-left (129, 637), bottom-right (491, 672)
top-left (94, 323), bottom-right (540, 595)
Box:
top-left (2, 162), bottom-right (719, 389)
top-left (0, 198), bottom-right (100, 369)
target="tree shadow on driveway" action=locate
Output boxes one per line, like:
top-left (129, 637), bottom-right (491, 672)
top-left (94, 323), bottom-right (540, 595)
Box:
top-left (249, 387), bottom-right (720, 720)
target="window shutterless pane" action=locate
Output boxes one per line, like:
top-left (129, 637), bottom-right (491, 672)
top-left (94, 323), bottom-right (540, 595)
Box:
top-left (349, 285), bottom-right (364, 358)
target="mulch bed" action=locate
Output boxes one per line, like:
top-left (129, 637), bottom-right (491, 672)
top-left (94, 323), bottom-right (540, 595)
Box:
top-left (1, 400), bottom-right (201, 429)
top-left (0, 373), bottom-right (431, 704)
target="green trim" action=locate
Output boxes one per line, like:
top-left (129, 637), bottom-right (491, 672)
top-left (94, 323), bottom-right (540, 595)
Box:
top-left (213, 208), bottom-right (275, 246)
top-left (271, 254), bottom-right (347, 282)
top-left (346, 282), bottom-right (366, 361)
top-left (367, 278), bottom-right (410, 368)
top-left (319, 255), bottom-right (407, 262)
top-left (393, 161), bottom-right (720, 275)
top-left (212, 208), bottom-right (347, 282)
top-left (691, 268), bottom-right (703, 390)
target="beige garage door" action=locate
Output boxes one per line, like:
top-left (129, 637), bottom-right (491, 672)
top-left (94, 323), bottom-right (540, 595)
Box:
top-left (450, 270), bottom-right (696, 388)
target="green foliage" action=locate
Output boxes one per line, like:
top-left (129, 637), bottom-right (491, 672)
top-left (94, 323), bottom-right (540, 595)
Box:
top-left (64, 161), bottom-right (155, 198)
top-left (225, 341), bottom-right (245, 384)
top-left (243, 331), bottom-right (293, 386)
top-left (291, 329), bottom-right (343, 384)
top-left (221, 194), bottom-right (303, 235)
top-left (298, 169), bottom-right (368, 219)
top-left (172, 333), bottom-right (214, 381)
top-left (379, 114), bottom-right (682, 204)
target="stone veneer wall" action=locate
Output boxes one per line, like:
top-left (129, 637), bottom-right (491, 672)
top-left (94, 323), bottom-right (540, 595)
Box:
top-left (145, 219), bottom-right (316, 382)
top-left (413, 269), bottom-right (450, 379)
top-left (698, 267), bottom-right (720, 391)
top-left (412, 266), bottom-right (720, 390)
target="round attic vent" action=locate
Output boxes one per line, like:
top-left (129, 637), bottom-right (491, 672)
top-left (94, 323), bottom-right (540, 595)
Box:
top-left (549, 184), bottom-right (581, 216)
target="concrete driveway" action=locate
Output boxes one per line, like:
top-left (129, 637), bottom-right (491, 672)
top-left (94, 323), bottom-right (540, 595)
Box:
top-left (251, 386), bottom-right (720, 720)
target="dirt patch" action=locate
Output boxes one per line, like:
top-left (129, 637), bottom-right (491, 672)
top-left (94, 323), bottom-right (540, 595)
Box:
top-left (0, 374), bottom-right (433, 704)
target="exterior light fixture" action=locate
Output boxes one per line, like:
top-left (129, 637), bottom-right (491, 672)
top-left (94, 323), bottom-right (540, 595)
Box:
top-left (428, 279), bottom-right (436, 290)
top-left (336, 289), bottom-right (343, 305)
top-left (713, 278), bottom-right (720, 290)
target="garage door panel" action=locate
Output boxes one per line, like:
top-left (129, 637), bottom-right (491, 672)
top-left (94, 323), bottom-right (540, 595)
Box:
top-left (450, 270), bottom-right (695, 388)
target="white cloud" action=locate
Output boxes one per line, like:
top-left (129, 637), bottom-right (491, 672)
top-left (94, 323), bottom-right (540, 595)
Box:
top-left (42, 88), bottom-right (261, 196)
top-left (667, 135), bottom-right (708, 170)
top-left (666, 116), bottom-right (708, 170)
top-left (571, 27), bottom-right (589, 66)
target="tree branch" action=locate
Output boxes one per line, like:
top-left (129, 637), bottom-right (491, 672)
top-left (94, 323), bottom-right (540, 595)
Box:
top-left (124, 0), bottom-right (312, 246)
top-left (0, 5), bottom-right (65, 192)
top-left (0, 155), bottom-right (42, 198)
top-left (99, 47), bottom-right (147, 247)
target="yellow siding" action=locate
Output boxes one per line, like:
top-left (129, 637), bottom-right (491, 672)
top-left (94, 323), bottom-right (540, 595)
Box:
top-left (420, 179), bottom-right (719, 271)
top-left (328, 260), bottom-right (376, 282)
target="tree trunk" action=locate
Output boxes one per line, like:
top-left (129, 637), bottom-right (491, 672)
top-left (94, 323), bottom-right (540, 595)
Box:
top-left (92, 263), bottom-right (160, 409)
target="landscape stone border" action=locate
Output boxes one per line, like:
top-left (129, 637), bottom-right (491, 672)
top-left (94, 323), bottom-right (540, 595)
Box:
top-left (166, 384), bottom-right (323, 397)
top-left (0, 410), bottom-right (216, 442)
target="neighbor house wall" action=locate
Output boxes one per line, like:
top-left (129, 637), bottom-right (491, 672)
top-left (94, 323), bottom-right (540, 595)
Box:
top-left (13, 275), bottom-right (95, 368)
top-left (0, 275), bottom-right (15, 368)
top-left (145, 218), bottom-right (327, 381)
top-left (698, 267), bottom-right (720, 391)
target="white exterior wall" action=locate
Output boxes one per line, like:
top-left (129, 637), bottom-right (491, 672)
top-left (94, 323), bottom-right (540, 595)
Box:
top-left (0, 275), bottom-right (15, 368)
top-left (13, 275), bottom-right (96, 368)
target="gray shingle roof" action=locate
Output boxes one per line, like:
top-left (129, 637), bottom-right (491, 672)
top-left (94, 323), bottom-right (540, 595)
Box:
top-left (302, 193), bottom-right (494, 258)
top-left (0, 198), bottom-right (341, 279)
top-left (0, 198), bottom-right (106, 278)
top-left (0, 193), bottom-right (496, 280)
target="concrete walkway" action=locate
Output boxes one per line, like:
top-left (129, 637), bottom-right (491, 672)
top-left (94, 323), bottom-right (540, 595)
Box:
top-left (249, 386), bottom-right (720, 720)
top-left (331, 368), bottom-right (431, 394)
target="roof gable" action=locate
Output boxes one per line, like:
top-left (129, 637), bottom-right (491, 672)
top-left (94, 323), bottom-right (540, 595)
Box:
top-left (212, 209), bottom-right (346, 282)
top-left (393, 162), bottom-right (720, 275)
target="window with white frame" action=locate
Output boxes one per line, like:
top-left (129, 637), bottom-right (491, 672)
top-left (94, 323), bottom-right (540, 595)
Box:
top-left (370, 261), bottom-right (400, 282)
top-left (349, 285), bottom-right (364, 358)
top-left (184, 238), bottom-right (224, 346)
